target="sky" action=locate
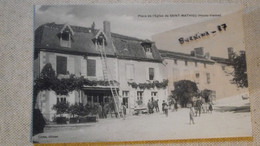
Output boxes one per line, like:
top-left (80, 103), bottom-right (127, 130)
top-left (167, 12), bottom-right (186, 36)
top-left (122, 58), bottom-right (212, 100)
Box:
top-left (35, 4), bottom-right (242, 40)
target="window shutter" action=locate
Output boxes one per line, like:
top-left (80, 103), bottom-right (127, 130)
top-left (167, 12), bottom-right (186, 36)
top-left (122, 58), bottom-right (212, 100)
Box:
top-left (146, 67), bottom-right (149, 81)
top-left (126, 64), bottom-right (134, 80)
top-left (87, 59), bottom-right (96, 76)
top-left (81, 58), bottom-right (86, 76)
top-left (155, 67), bottom-right (159, 80)
top-left (68, 57), bottom-right (74, 74)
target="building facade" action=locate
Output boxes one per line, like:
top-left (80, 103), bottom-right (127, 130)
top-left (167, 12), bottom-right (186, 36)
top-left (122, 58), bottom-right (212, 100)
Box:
top-left (152, 11), bottom-right (248, 101)
top-left (34, 21), bottom-right (167, 121)
top-left (34, 16), bottom-right (248, 121)
top-left (159, 47), bottom-right (247, 101)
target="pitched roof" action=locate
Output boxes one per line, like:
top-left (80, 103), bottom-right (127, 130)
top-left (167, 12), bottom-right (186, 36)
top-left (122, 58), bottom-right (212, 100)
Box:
top-left (112, 33), bottom-right (162, 62)
top-left (35, 23), bottom-right (114, 56)
top-left (159, 50), bottom-right (215, 64)
top-left (35, 22), bottom-right (162, 62)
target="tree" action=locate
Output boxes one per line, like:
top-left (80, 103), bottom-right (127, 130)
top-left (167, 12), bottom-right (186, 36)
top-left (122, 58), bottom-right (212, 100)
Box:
top-left (231, 51), bottom-right (248, 88)
top-left (201, 89), bottom-right (213, 103)
top-left (172, 80), bottom-right (199, 107)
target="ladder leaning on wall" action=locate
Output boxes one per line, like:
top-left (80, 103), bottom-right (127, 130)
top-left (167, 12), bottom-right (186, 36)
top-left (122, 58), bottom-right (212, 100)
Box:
top-left (96, 38), bottom-right (120, 118)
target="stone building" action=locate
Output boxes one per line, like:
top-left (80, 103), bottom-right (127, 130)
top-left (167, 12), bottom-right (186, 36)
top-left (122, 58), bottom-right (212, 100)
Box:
top-left (34, 21), bottom-right (167, 121)
top-left (152, 11), bottom-right (248, 100)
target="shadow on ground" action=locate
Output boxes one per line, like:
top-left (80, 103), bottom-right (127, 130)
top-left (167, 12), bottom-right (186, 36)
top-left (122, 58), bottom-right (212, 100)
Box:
top-left (215, 103), bottom-right (250, 113)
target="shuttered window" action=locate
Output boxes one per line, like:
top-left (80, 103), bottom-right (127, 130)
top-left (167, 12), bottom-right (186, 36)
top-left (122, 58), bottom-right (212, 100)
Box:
top-left (149, 68), bottom-right (154, 80)
top-left (87, 59), bottom-right (96, 76)
top-left (206, 73), bottom-right (210, 84)
top-left (56, 56), bottom-right (67, 75)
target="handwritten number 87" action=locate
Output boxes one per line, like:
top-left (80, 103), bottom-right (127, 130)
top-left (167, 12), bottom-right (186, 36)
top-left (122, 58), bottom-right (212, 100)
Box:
top-left (217, 24), bottom-right (227, 31)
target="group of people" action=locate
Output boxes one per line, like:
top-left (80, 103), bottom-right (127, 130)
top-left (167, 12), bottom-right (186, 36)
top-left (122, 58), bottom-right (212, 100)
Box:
top-left (146, 98), bottom-right (178, 117)
top-left (147, 99), bottom-right (160, 114)
top-left (97, 102), bottom-right (116, 119)
top-left (189, 98), bottom-right (213, 124)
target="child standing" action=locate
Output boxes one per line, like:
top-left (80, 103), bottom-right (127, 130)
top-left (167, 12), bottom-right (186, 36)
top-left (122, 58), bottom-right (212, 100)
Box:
top-left (163, 101), bottom-right (169, 117)
top-left (209, 102), bottom-right (213, 113)
top-left (189, 107), bottom-right (195, 124)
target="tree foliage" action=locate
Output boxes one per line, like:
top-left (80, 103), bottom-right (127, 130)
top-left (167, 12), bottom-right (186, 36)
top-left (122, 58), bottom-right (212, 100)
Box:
top-left (52, 102), bottom-right (70, 117)
top-left (231, 51), bottom-right (248, 88)
top-left (201, 89), bottom-right (213, 103)
top-left (172, 80), bottom-right (199, 107)
top-left (128, 79), bottom-right (168, 90)
top-left (34, 63), bottom-right (119, 97)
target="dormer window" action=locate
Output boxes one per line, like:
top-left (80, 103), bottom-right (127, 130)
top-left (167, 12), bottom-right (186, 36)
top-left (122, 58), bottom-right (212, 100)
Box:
top-left (141, 40), bottom-right (153, 59)
top-left (144, 47), bottom-right (152, 53)
top-left (60, 31), bottom-right (71, 48)
top-left (59, 24), bottom-right (74, 48)
top-left (92, 30), bottom-right (107, 47)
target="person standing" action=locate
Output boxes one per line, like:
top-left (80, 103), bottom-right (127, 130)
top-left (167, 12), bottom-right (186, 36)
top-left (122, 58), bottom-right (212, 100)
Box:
top-left (164, 101), bottom-right (169, 117)
top-left (121, 103), bottom-right (127, 120)
top-left (162, 100), bottom-right (168, 116)
top-left (174, 100), bottom-right (178, 112)
top-left (97, 103), bottom-right (103, 119)
top-left (189, 107), bottom-right (195, 124)
top-left (209, 102), bottom-right (213, 113)
top-left (147, 100), bottom-right (151, 114)
top-left (154, 99), bottom-right (159, 112)
top-left (103, 103), bottom-right (108, 118)
top-left (162, 100), bottom-right (165, 114)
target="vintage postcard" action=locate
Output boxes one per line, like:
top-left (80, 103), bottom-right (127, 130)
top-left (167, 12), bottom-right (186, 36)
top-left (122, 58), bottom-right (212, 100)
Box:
top-left (32, 4), bottom-right (252, 144)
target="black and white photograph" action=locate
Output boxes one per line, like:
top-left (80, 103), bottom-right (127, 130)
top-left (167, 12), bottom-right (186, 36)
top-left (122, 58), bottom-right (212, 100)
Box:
top-left (32, 4), bottom-right (252, 144)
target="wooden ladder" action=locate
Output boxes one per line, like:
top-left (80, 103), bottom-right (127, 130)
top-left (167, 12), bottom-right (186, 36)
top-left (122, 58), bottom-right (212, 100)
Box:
top-left (97, 40), bottom-right (120, 117)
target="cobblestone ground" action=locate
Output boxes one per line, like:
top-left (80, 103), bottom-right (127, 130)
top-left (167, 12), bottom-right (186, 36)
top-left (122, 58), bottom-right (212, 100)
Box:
top-left (33, 94), bottom-right (252, 143)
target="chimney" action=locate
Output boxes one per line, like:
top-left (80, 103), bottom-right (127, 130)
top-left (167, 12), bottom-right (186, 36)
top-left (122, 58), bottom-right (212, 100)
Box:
top-left (239, 50), bottom-right (245, 55)
top-left (91, 22), bottom-right (95, 33)
top-left (228, 47), bottom-right (234, 59)
top-left (191, 50), bottom-right (196, 56)
top-left (194, 47), bottom-right (204, 56)
top-left (205, 52), bottom-right (210, 59)
top-left (103, 21), bottom-right (111, 38)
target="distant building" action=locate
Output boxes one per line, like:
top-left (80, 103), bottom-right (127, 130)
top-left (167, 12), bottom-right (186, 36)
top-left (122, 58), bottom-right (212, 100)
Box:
top-left (152, 11), bottom-right (248, 101)
top-left (159, 47), bottom-right (247, 100)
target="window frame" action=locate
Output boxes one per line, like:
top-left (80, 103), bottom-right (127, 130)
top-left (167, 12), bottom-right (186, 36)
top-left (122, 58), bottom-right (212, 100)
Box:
top-left (126, 64), bottom-right (135, 80)
top-left (148, 67), bottom-right (155, 80)
top-left (137, 91), bottom-right (143, 104)
top-left (196, 73), bottom-right (200, 78)
top-left (174, 59), bottom-right (178, 65)
top-left (60, 31), bottom-right (71, 48)
top-left (122, 91), bottom-right (129, 108)
top-left (87, 59), bottom-right (96, 77)
top-left (56, 56), bottom-right (67, 75)
top-left (206, 73), bottom-right (211, 84)
top-left (57, 96), bottom-right (67, 104)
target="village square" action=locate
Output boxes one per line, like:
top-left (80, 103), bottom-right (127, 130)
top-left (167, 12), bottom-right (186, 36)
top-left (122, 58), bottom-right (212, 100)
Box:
top-left (32, 5), bottom-right (252, 143)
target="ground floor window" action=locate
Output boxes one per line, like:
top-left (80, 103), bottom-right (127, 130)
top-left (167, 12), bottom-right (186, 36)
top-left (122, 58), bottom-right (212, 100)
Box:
top-left (122, 91), bottom-right (129, 108)
top-left (57, 96), bottom-right (66, 104)
top-left (84, 92), bottom-right (111, 105)
top-left (123, 98), bottom-right (128, 108)
top-left (137, 91), bottom-right (143, 105)
top-left (151, 92), bottom-right (157, 101)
